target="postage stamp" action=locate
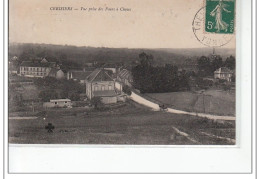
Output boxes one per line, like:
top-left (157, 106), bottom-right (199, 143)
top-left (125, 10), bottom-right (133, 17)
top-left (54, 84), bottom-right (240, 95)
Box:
top-left (192, 6), bottom-right (234, 47)
top-left (205, 0), bottom-right (235, 34)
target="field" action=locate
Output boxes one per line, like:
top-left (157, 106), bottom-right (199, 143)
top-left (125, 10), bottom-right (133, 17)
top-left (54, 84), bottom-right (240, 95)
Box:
top-left (9, 101), bottom-right (235, 145)
top-left (144, 89), bottom-right (235, 116)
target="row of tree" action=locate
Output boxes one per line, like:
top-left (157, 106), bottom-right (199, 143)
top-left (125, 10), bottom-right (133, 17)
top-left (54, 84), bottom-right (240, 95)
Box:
top-left (131, 52), bottom-right (190, 93)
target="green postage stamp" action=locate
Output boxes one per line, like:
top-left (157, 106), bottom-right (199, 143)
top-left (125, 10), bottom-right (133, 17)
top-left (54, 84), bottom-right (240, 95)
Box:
top-left (205, 0), bottom-right (235, 34)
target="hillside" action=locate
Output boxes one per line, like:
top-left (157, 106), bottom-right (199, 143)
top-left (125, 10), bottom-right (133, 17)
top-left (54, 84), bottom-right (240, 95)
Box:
top-left (8, 43), bottom-right (236, 67)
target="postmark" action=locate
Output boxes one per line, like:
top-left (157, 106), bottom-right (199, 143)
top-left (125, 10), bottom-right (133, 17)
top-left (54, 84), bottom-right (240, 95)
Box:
top-left (192, 6), bottom-right (235, 47)
top-left (205, 0), bottom-right (235, 34)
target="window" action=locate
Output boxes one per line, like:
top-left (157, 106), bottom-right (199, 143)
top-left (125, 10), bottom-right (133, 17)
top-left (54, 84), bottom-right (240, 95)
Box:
top-left (65, 101), bottom-right (67, 103)
top-left (101, 86), bottom-right (105, 91)
top-left (108, 85), bottom-right (112, 90)
top-left (55, 102), bottom-right (57, 105)
top-left (94, 86), bottom-right (98, 91)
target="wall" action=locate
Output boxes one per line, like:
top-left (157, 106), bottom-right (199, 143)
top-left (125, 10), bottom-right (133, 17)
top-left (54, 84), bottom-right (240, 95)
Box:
top-left (43, 101), bottom-right (71, 108)
top-left (91, 81), bottom-right (115, 92)
top-left (115, 81), bottom-right (122, 92)
top-left (101, 96), bottom-right (117, 104)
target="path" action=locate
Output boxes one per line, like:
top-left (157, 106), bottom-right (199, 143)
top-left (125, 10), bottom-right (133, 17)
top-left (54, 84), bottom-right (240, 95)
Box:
top-left (9, 116), bottom-right (38, 120)
top-left (129, 91), bottom-right (235, 121)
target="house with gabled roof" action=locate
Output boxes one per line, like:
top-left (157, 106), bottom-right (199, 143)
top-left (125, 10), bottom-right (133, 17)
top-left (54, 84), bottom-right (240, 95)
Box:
top-left (85, 69), bottom-right (117, 104)
top-left (214, 67), bottom-right (234, 82)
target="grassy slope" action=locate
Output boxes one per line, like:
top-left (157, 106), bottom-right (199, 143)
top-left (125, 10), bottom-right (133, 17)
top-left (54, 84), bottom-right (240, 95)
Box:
top-left (144, 89), bottom-right (235, 116)
top-left (9, 101), bottom-right (235, 145)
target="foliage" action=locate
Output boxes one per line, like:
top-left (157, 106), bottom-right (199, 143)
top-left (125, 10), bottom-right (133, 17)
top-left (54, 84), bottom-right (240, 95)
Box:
top-left (90, 97), bottom-right (102, 108)
top-left (132, 52), bottom-right (190, 93)
top-left (39, 90), bottom-right (58, 102)
top-left (197, 55), bottom-right (235, 77)
top-left (223, 84), bottom-right (231, 91)
top-left (195, 78), bottom-right (213, 90)
top-left (68, 93), bottom-right (80, 101)
top-left (197, 56), bottom-right (212, 77)
top-left (35, 77), bottom-right (85, 101)
top-left (231, 75), bottom-right (235, 82)
top-left (211, 56), bottom-right (223, 71)
top-left (122, 85), bottom-right (132, 95)
top-left (224, 55), bottom-right (235, 70)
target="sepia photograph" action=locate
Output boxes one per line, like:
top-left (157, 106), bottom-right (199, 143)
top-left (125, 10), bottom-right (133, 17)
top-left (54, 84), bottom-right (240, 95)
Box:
top-left (8, 0), bottom-right (236, 145)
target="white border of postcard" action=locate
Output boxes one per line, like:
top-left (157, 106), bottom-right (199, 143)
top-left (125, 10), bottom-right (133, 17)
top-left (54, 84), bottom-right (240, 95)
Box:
top-left (2, 0), bottom-right (257, 177)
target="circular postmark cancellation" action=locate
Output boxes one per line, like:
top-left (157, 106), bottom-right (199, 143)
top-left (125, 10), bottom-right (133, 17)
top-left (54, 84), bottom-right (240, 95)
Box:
top-left (192, 7), bottom-right (235, 47)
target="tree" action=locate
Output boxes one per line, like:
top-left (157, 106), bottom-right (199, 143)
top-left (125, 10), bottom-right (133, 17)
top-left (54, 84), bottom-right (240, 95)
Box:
top-left (224, 55), bottom-right (235, 70)
top-left (132, 52), bottom-right (155, 93)
top-left (69, 92), bottom-right (80, 101)
top-left (139, 52), bottom-right (153, 67)
top-left (122, 85), bottom-right (132, 95)
top-left (39, 90), bottom-right (58, 102)
top-left (60, 90), bottom-right (69, 98)
top-left (197, 56), bottom-right (212, 77)
top-left (211, 56), bottom-right (223, 71)
top-left (132, 52), bottom-right (190, 93)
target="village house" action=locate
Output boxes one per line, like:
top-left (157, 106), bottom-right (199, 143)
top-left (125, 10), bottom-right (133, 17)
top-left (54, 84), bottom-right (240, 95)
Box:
top-left (48, 68), bottom-right (65, 79)
top-left (85, 61), bottom-right (97, 67)
top-left (8, 56), bottom-right (19, 74)
top-left (214, 67), bottom-right (234, 82)
top-left (19, 58), bottom-right (57, 78)
top-left (103, 63), bottom-right (118, 74)
top-left (43, 99), bottom-right (72, 108)
top-left (9, 62), bottom-right (18, 74)
top-left (67, 70), bottom-right (93, 84)
top-left (85, 69), bottom-right (118, 104)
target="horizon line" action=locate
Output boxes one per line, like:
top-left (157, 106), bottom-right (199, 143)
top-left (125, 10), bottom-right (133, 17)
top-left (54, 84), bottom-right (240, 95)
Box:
top-left (8, 42), bottom-right (236, 50)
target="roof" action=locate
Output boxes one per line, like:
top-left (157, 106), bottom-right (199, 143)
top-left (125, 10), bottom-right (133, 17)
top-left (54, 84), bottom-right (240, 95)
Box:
top-left (93, 90), bottom-right (117, 97)
top-left (20, 61), bottom-right (54, 68)
top-left (103, 63), bottom-right (117, 68)
top-left (69, 71), bottom-right (93, 80)
top-left (50, 99), bottom-right (71, 102)
top-left (48, 68), bottom-right (63, 76)
top-left (214, 67), bottom-right (233, 74)
top-left (118, 69), bottom-right (132, 79)
top-left (86, 69), bottom-right (114, 82)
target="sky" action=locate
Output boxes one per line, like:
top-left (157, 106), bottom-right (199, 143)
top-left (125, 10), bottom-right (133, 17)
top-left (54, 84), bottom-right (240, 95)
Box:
top-left (9, 0), bottom-right (236, 49)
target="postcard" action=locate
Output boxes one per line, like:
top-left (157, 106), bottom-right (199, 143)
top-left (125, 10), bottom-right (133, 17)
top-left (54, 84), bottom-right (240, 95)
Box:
top-left (6, 0), bottom-right (255, 175)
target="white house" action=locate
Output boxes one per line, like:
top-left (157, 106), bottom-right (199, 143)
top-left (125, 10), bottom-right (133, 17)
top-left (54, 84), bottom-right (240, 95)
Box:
top-left (214, 67), bottom-right (234, 82)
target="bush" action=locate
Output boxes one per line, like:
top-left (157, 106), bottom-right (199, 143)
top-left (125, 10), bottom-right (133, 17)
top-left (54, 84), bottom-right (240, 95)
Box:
top-left (122, 85), bottom-right (132, 95)
top-left (223, 84), bottom-right (231, 91)
top-left (39, 90), bottom-right (58, 102)
top-left (195, 78), bottom-right (213, 89)
top-left (90, 97), bottom-right (103, 109)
